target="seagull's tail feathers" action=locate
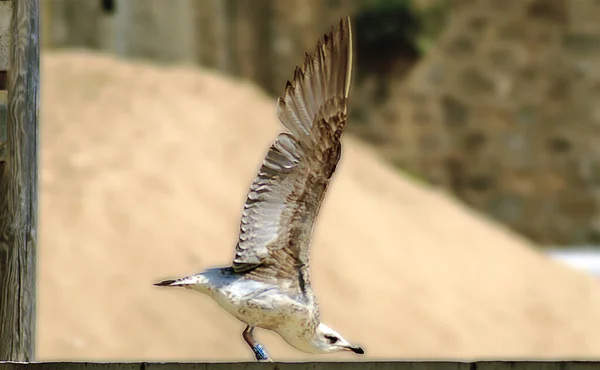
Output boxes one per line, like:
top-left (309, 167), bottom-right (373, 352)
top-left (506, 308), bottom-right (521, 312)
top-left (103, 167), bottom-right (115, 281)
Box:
top-left (153, 273), bottom-right (210, 292)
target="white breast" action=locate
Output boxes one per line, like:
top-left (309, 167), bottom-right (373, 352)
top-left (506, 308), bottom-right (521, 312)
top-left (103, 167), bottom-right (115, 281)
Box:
top-left (211, 279), bottom-right (311, 329)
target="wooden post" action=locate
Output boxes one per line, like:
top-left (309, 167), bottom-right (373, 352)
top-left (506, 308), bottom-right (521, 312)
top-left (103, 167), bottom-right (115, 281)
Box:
top-left (0, 0), bottom-right (8, 162)
top-left (0, 0), bottom-right (39, 362)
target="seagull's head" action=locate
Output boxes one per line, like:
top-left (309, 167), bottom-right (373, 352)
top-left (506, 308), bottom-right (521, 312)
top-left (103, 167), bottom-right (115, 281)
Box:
top-left (313, 323), bottom-right (364, 355)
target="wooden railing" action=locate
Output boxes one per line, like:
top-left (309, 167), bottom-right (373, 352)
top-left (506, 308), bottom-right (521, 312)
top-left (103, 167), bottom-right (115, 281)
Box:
top-left (0, 362), bottom-right (599, 370)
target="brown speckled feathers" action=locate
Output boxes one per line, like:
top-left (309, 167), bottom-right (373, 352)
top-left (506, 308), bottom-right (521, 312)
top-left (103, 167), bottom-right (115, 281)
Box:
top-left (231, 16), bottom-right (353, 289)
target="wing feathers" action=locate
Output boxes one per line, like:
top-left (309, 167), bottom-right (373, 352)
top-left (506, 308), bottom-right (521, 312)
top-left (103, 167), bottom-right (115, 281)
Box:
top-left (232, 16), bottom-right (353, 281)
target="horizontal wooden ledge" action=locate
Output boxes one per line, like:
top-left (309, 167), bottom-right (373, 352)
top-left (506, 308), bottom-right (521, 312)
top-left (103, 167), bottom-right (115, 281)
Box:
top-left (0, 362), bottom-right (599, 370)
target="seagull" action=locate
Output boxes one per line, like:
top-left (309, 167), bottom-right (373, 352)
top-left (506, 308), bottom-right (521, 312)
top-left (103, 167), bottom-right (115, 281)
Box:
top-left (154, 15), bottom-right (363, 362)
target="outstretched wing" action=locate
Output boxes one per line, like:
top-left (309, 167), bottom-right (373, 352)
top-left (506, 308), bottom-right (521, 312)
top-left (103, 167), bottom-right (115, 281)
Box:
top-left (231, 16), bottom-right (353, 283)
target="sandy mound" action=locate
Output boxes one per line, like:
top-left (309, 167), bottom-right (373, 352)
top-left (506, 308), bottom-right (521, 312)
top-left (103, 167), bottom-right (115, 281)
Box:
top-left (39, 50), bottom-right (600, 362)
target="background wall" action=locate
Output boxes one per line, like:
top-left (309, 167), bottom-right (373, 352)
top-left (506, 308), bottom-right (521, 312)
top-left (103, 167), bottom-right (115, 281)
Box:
top-left (34, 0), bottom-right (600, 362)
top-left (40, 0), bottom-right (600, 245)
top-left (372, 0), bottom-right (600, 245)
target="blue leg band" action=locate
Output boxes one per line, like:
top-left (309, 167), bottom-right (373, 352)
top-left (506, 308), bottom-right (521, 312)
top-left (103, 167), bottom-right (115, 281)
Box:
top-left (252, 344), bottom-right (269, 361)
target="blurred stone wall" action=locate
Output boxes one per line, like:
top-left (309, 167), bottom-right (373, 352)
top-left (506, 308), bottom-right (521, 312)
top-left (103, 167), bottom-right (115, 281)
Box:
top-left (42, 0), bottom-right (357, 96)
top-left (41, 0), bottom-right (600, 245)
top-left (366, 0), bottom-right (600, 245)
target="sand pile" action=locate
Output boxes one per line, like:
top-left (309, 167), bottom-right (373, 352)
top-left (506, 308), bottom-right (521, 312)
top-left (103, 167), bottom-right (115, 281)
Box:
top-left (39, 50), bottom-right (600, 362)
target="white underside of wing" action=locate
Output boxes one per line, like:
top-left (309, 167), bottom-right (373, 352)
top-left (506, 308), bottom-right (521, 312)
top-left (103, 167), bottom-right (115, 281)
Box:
top-left (236, 133), bottom-right (304, 262)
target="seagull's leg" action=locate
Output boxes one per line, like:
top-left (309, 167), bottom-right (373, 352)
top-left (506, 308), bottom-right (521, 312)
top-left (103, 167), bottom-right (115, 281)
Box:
top-left (242, 325), bottom-right (271, 362)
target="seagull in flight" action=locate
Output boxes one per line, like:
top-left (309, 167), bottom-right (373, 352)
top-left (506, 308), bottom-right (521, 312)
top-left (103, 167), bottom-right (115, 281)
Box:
top-left (154, 15), bottom-right (363, 362)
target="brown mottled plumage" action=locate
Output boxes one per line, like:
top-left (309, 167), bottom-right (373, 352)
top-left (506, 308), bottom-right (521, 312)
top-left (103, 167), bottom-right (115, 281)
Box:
top-left (155, 16), bottom-right (362, 361)
top-left (233, 16), bottom-right (353, 289)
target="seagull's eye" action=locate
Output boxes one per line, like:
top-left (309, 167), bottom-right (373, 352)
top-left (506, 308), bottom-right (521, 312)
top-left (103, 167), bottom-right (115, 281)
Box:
top-left (324, 334), bottom-right (338, 344)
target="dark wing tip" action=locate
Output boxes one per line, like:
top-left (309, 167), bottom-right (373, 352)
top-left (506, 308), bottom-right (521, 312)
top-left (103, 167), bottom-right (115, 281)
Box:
top-left (293, 66), bottom-right (304, 84)
top-left (314, 14), bottom-right (352, 59)
top-left (280, 14), bottom-right (353, 116)
top-left (285, 80), bottom-right (294, 95)
top-left (342, 14), bottom-right (351, 28)
top-left (294, 14), bottom-right (352, 79)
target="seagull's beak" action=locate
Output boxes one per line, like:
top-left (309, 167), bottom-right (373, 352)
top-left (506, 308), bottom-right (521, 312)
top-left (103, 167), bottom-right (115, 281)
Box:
top-left (346, 345), bottom-right (364, 354)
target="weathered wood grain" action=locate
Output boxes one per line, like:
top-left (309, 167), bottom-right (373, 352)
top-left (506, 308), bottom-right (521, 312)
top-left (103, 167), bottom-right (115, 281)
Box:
top-left (0, 1), bottom-right (11, 164)
top-left (0, 0), bottom-right (39, 362)
top-left (0, 1), bottom-right (11, 71)
top-left (0, 91), bottom-right (7, 162)
top-left (0, 362), bottom-right (598, 370)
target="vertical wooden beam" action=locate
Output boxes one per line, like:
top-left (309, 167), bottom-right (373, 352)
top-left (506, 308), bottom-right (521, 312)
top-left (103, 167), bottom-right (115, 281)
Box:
top-left (0, 89), bottom-right (5, 162)
top-left (253, 0), bottom-right (274, 94)
top-left (213, 0), bottom-right (232, 73)
top-left (0, 0), bottom-right (39, 362)
top-left (0, 0), bottom-right (10, 162)
top-left (194, 0), bottom-right (219, 68)
top-left (154, 0), bottom-right (196, 63)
